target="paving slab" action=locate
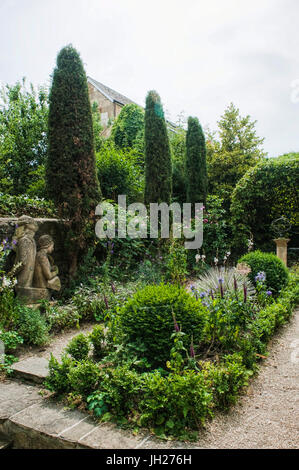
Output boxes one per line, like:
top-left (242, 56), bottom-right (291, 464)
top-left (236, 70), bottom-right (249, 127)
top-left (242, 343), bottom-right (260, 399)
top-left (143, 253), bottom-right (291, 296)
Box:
top-left (0, 380), bottom-right (42, 423)
top-left (12, 357), bottom-right (49, 384)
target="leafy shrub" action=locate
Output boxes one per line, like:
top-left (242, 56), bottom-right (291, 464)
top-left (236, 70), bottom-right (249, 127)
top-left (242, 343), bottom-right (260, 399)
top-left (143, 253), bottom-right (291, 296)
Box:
top-left (45, 353), bottom-right (74, 394)
top-left (89, 364), bottom-right (143, 418)
top-left (43, 304), bottom-right (80, 331)
top-left (164, 239), bottom-right (188, 285)
top-left (201, 353), bottom-right (251, 409)
top-left (0, 193), bottom-right (55, 217)
top-left (15, 305), bottom-right (50, 346)
top-left (139, 369), bottom-right (213, 438)
top-left (0, 330), bottom-right (23, 352)
top-left (67, 360), bottom-right (100, 397)
top-left (65, 333), bottom-right (90, 361)
top-left (117, 284), bottom-right (207, 367)
top-left (89, 325), bottom-right (106, 359)
top-left (239, 250), bottom-right (289, 295)
top-left (96, 142), bottom-right (144, 203)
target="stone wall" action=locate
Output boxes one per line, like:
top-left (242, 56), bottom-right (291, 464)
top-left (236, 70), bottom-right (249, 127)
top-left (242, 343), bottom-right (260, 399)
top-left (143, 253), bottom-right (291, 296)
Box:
top-left (0, 218), bottom-right (69, 279)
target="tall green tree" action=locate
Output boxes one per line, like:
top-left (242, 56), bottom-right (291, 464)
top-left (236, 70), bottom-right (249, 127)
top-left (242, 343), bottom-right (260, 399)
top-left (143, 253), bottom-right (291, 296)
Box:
top-left (0, 78), bottom-right (48, 195)
top-left (111, 103), bottom-right (144, 151)
top-left (144, 91), bottom-right (172, 205)
top-left (46, 45), bottom-right (101, 277)
top-left (207, 103), bottom-right (266, 207)
top-left (185, 117), bottom-right (208, 206)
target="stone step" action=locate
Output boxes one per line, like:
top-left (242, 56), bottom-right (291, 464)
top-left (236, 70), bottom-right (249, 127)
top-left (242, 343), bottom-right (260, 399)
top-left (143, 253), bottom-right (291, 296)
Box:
top-left (0, 379), bottom-right (155, 449)
top-left (12, 357), bottom-right (49, 384)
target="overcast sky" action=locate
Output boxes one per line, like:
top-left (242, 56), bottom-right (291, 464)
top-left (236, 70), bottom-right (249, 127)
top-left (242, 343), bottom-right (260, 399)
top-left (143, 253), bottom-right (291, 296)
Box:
top-left (1, 0), bottom-right (298, 157)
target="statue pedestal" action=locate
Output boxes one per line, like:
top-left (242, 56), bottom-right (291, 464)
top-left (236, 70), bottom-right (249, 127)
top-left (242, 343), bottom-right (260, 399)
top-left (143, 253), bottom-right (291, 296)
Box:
top-left (273, 238), bottom-right (290, 266)
top-left (15, 286), bottom-right (50, 304)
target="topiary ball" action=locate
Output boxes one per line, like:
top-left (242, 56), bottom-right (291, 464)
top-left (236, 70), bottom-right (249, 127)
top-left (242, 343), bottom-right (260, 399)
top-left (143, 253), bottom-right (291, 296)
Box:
top-left (238, 250), bottom-right (289, 295)
top-left (117, 283), bottom-right (207, 368)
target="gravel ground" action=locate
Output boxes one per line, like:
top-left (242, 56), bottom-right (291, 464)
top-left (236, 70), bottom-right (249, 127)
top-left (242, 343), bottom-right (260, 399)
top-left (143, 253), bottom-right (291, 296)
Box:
top-left (194, 309), bottom-right (299, 449)
top-left (17, 322), bottom-right (96, 361)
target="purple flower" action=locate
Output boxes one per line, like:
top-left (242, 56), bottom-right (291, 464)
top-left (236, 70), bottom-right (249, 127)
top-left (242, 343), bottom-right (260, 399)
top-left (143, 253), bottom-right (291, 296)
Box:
top-left (111, 282), bottom-right (116, 294)
top-left (266, 290), bottom-right (272, 296)
top-left (255, 271), bottom-right (266, 283)
top-left (233, 275), bottom-right (238, 292)
top-left (218, 277), bottom-right (224, 284)
top-left (243, 283), bottom-right (247, 303)
top-left (199, 292), bottom-right (206, 299)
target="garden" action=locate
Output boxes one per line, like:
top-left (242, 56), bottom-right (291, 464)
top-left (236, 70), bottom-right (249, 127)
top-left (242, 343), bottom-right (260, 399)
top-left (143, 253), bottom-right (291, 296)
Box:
top-left (0, 45), bottom-right (298, 443)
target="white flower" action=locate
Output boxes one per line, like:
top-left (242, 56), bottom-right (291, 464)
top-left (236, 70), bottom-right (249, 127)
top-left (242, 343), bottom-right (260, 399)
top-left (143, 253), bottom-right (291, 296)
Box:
top-left (202, 255), bottom-right (206, 260)
top-left (226, 251), bottom-right (231, 256)
top-left (214, 257), bottom-right (218, 264)
top-left (195, 254), bottom-right (201, 263)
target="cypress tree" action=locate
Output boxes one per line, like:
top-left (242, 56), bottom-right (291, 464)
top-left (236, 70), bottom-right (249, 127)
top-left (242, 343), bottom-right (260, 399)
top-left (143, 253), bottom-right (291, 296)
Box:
top-left (186, 117), bottom-right (208, 206)
top-left (144, 91), bottom-right (172, 205)
top-left (46, 45), bottom-right (101, 276)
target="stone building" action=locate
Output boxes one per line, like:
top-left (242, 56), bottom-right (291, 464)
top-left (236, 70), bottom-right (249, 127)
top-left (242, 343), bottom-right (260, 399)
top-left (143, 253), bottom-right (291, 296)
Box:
top-left (87, 76), bottom-right (177, 135)
top-left (87, 76), bottom-right (136, 131)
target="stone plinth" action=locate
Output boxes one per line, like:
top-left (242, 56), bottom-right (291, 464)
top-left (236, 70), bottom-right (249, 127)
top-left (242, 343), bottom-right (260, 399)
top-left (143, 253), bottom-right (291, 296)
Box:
top-left (15, 286), bottom-right (50, 304)
top-left (274, 238), bottom-right (290, 266)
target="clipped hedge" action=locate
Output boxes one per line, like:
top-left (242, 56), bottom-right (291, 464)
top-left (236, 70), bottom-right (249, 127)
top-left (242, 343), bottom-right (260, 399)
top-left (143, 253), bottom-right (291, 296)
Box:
top-left (231, 153), bottom-right (299, 255)
top-left (117, 283), bottom-right (207, 367)
top-left (238, 250), bottom-right (289, 295)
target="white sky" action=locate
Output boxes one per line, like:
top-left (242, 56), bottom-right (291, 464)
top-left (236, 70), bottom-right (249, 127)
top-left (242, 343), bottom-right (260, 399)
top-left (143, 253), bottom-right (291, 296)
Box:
top-left (1, 0), bottom-right (298, 157)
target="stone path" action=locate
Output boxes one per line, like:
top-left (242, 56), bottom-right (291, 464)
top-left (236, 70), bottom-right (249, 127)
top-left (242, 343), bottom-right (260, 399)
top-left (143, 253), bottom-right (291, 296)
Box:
top-left (0, 311), bottom-right (298, 449)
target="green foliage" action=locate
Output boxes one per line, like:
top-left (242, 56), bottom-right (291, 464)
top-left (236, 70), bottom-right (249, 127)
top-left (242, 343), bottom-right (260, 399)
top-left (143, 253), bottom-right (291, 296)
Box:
top-left (170, 127), bottom-right (187, 204)
top-left (67, 360), bottom-right (100, 397)
top-left (202, 353), bottom-right (251, 409)
top-left (89, 364), bottom-right (143, 418)
top-left (112, 103), bottom-right (144, 152)
top-left (89, 325), bottom-right (106, 359)
top-left (96, 141), bottom-right (144, 203)
top-left (0, 79), bottom-right (48, 195)
top-left (46, 45), bottom-right (101, 275)
top-left (201, 195), bottom-right (230, 264)
top-left (139, 369), bottom-right (213, 438)
top-left (14, 304), bottom-right (50, 346)
top-left (239, 251), bottom-right (289, 295)
top-left (144, 91), bottom-right (172, 205)
top-left (43, 304), bottom-right (81, 331)
top-left (186, 117), bottom-right (208, 205)
top-left (231, 153), bottom-right (299, 254)
top-left (207, 103), bottom-right (265, 208)
top-left (0, 329), bottom-right (23, 352)
top-left (164, 239), bottom-right (188, 285)
top-left (91, 102), bottom-right (104, 152)
top-left (0, 193), bottom-right (55, 217)
top-left (45, 353), bottom-right (74, 394)
top-left (65, 333), bottom-right (90, 361)
top-left (117, 284), bottom-right (207, 367)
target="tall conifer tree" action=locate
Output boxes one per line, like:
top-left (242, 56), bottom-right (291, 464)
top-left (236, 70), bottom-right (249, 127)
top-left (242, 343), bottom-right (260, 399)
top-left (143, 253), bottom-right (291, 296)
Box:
top-left (144, 91), bottom-right (172, 205)
top-left (186, 117), bottom-right (208, 206)
top-left (46, 45), bottom-right (101, 276)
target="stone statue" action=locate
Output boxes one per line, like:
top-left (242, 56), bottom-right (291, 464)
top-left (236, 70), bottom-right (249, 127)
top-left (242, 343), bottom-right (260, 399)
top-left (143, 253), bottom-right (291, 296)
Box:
top-left (12, 216), bottom-right (61, 303)
top-left (33, 235), bottom-right (61, 291)
top-left (13, 216), bottom-right (38, 288)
